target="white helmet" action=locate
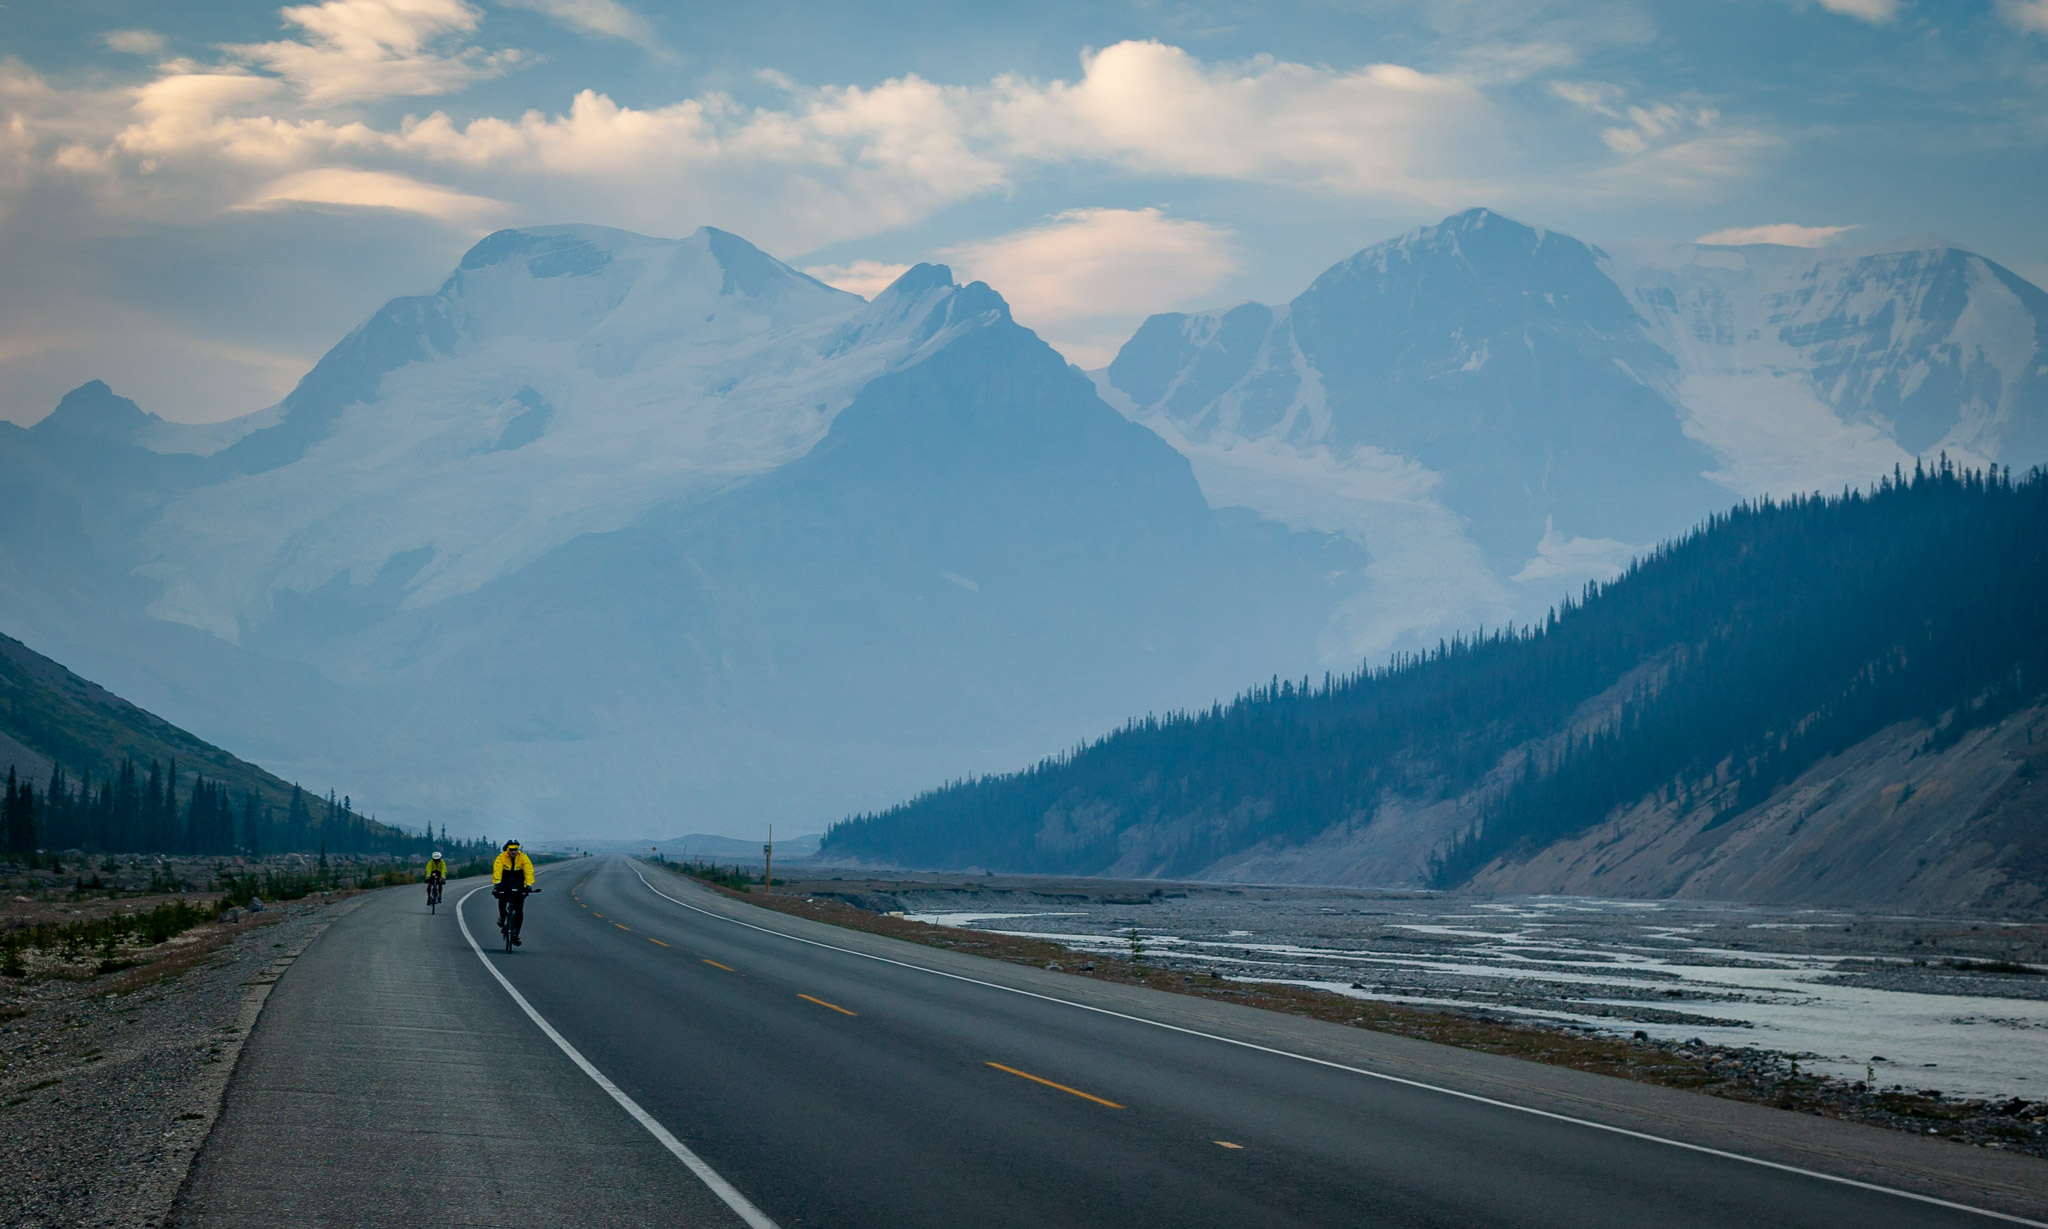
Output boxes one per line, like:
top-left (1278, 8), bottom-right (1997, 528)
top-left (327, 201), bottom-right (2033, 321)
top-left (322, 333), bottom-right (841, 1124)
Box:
top-left (432, 850), bottom-right (443, 859)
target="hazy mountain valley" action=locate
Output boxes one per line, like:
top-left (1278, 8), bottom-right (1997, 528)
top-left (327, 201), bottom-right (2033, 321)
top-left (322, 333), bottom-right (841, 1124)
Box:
top-left (4, 209), bottom-right (2045, 901)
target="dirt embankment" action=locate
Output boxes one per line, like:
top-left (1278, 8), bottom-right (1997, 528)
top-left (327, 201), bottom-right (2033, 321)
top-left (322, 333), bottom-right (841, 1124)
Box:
top-left (1467, 706), bottom-right (2048, 914)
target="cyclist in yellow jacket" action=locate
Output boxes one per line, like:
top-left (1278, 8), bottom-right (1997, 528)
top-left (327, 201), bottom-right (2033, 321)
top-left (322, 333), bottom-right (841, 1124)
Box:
top-left (424, 850), bottom-right (448, 908)
top-left (492, 840), bottom-right (537, 944)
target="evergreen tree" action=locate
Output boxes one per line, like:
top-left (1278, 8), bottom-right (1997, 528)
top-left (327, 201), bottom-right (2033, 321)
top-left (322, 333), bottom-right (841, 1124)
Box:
top-left (241, 791), bottom-right (263, 857)
top-left (113, 758), bottom-right (140, 853)
top-left (42, 764), bottom-right (69, 850)
top-left (144, 760), bottom-right (165, 851)
top-left (2, 768), bottom-right (34, 854)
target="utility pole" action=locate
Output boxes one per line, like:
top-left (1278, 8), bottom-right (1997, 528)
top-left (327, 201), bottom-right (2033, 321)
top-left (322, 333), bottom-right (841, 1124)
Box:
top-left (763, 825), bottom-right (773, 895)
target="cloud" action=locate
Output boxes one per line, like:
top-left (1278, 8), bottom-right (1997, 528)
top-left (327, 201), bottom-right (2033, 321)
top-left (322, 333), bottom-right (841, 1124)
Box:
top-left (103, 30), bottom-right (167, 56)
top-left (238, 166), bottom-right (504, 221)
top-left (496, 0), bottom-right (666, 52)
top-left (988, 41), bottom-right (1502, 204)
top-left (1812, 0), bottom-right (1902, 22)
top-left (225, 0), bottom-right (519, 103)
top-left (1695, 222), bottom-right (1857, 246)
top-left (945, 207), bottom-right (1235, 323)
top-left (801, 259), bottom-right (912, 298)
top-left (1551, 79), bottom-right (1723, 154)
top-left (1597, 102), bottom-right (1719, 155)
top-left (1580, 131), bottom-right (1776, 200)
top-left (20, 36), bottom-right (1763, 261)
top-left (1547, 79), bottom-right (1768, 198)
top-left (940, 207), bottom-right (1237, 367)
top-left (1998, 0), bottom-right (2048, 31)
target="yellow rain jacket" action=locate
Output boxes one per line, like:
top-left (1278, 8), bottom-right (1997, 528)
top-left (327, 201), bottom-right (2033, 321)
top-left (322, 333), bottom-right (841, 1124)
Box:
top-left (492, 848), bottom-right (536, 888)
top-left (424, 856), bottom-right (448, 878)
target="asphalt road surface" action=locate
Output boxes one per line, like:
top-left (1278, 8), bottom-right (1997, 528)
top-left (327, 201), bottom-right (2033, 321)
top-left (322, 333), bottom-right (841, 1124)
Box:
top-left (178, 857), bottom-right (2048, 1227)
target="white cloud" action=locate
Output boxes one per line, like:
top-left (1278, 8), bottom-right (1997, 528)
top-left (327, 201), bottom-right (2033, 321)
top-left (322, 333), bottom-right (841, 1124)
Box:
top-left (225, 0), bottom-right (518, 103)
top-left (1998, 0), bottom-right (2048, 32)
top-left (988, 41), bottom-right (1502, 204)
top-left (1812, 0), bottom-right (1902, 22)
top-left (939, 207), bottom-right (1237, 367)
top-left (1579, 130), bottom-right (1776, 200)
top-left (807, 209), bottom-right (1235, 368)
top-left (945, 207), bottom-right (1235, 323)
top-left (1599, 102), bottom-right (1719, 155)
top-left (1695, 222), bottom-right (1858, 246)
top-left (801, 259), bottom-right (912, 298)
top-left (1550, 80), bottom-right (1623, 117)
top-left (103, 30), bottom-right (167, 56)
top-left (497, 0), bottom-right (666, 51)
top-left (1548, 79), bottom-right (1767, 198)
top-left (19, 36), bottom-right (1763, 261)
top-left (238, 166), bottom-right (504, 221)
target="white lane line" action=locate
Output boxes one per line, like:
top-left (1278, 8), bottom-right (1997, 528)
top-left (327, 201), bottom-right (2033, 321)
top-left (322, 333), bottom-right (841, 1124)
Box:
top-left (458, 881), bottom-right (780, 1229)
top-left (631, 864), bottom-right (2045, 1228)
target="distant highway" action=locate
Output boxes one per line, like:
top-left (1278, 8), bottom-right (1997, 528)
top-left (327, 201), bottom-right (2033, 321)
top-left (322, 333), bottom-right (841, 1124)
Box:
top-left (179, 857), bottom-right (2048, 1227)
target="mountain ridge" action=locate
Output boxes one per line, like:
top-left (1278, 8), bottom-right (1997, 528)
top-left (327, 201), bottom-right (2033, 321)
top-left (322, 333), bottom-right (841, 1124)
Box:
top-left (1101, 207), bottom-right (2048, 667)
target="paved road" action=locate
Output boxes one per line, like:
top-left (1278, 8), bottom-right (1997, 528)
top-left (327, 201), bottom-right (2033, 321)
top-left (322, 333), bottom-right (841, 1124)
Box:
top-left (175, 869), bottom-right (748, 1228)
top-left (180, 857), bottom-right (2048, 1227)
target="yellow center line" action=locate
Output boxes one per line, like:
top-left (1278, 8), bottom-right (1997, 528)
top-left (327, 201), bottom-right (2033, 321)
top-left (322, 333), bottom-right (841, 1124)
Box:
top-left (798, 993), bottom-right (857, 1016)
top-left (592, 913), bottom-right (604, 918)
top-left (703, 959), bottom-right (736, 972)
top-left (1214, 1141), bottom-right (1244, 1150)
top-left (985, 1062), bottom-right (1123, 1108)
top-left (647, 937), bottom-right (669, 947)
top-left (614, 923), bottom-right (630, 931)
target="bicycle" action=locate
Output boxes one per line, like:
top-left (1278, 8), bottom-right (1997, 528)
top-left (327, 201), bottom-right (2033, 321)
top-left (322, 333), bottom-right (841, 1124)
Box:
top-left (495, 885), bottom-right (538, 952)
top-left (426, 873), bottom-right (444, 913)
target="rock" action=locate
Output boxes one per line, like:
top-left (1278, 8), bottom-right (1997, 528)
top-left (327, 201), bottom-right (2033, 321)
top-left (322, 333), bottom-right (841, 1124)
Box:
top-left (247, 898), bottom-right (265, 913)
top-left (218, 908), bottom-right (241, 924)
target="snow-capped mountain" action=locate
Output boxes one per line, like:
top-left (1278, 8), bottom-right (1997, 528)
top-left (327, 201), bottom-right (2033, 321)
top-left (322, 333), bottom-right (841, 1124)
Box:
top-left (0, 225), bottom-right (1340, 837)
top-left (140, 226), bottom-right (992, 643)
top-left (5, 210), bottom-right (2042, 842)
top-left (1101, 209), bottom-right (2048, 664)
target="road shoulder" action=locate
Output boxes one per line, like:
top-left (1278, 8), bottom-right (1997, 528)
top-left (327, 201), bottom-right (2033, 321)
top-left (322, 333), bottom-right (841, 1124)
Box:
top-left (172, 865), bottom-right (749, 1229)
top-left (1, 893), bottom-right (363, 1229)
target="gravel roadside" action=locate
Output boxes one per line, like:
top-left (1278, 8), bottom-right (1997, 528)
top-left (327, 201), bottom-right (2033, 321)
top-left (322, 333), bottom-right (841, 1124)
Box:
top-left (0, 894), bottom-right (367, 1228)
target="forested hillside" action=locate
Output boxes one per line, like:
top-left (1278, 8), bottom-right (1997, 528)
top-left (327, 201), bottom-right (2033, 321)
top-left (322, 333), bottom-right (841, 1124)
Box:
top-left (823, 461), bottom-right (2048, 905)
top-left (0, 633), bottom-right (440, 857)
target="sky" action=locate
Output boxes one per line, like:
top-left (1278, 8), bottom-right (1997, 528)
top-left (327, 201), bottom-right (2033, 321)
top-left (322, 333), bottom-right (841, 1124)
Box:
top-left (1, 0), bottom-right (2044, 425)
